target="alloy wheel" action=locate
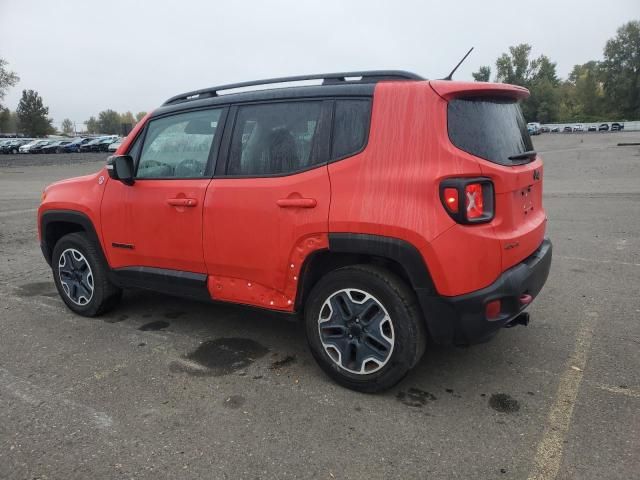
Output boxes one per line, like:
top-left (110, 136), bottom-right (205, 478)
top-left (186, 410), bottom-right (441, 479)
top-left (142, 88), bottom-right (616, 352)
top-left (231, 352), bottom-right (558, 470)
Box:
top-left (58, 248), bottom-right (94, 306)
top-left (318, 288), bottom-right (395, 374)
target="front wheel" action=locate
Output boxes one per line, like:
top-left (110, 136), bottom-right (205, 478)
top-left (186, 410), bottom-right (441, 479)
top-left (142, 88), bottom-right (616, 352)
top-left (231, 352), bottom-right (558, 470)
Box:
top-left (304, 265), bottom-right (426, 393)
top-left (52, 232), bottom-right (122, 316)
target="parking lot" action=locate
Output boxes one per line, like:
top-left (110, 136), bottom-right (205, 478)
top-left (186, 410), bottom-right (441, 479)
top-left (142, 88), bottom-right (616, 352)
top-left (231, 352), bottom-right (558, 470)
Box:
top-left (0, 133), bottom-right (638, 479)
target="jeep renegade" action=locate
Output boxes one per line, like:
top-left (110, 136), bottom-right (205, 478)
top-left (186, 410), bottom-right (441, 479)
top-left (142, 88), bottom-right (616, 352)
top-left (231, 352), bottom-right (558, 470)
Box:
top-left (38, 71), bottom-right (552, 392)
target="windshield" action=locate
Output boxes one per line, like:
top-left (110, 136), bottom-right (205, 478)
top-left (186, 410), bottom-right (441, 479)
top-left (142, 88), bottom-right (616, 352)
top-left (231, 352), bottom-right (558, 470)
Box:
top-left (448, 97), bottom-right (534, 166)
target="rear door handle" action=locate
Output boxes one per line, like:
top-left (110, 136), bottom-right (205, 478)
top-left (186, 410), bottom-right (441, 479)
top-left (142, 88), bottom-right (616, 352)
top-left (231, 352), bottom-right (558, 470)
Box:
top-left (167, 198), bottom-right (198, 207)
top-left (276, 198), bottom-right (317, 208)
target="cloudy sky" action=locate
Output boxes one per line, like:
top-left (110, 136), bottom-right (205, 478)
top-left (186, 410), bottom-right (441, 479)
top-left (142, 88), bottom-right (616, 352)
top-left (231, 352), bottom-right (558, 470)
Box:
top-left (1, 0), bottom-right (636, 129)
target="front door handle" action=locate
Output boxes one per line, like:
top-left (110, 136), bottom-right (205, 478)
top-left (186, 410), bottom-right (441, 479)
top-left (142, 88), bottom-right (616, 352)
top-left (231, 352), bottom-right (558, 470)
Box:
top-left (167, 198), bottom-right (198, 207)
top-left (276, 198), bottom-right (317, 208)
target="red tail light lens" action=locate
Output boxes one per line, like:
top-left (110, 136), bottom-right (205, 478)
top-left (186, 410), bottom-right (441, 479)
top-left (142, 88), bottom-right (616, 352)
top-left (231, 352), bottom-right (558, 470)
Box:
top-left (440, 178), bottom-right (494, 224)
top-left (465, 183), bottom-right (484, 219)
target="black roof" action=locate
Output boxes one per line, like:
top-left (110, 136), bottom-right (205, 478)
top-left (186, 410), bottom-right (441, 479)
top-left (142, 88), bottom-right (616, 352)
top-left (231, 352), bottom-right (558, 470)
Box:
top-left (154, 70), bottom-right (424, 117)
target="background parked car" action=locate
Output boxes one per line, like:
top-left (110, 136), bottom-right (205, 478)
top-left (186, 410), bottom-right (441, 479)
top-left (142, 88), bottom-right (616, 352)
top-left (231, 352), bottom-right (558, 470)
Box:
top-left (29, 140), bottom-right (57, 154)
top-left (587, 125), bottom-right (597, 132)
top-left (96, 136), bottom-right (119, 152)
top-left (599, 123), bottom-right (610, 131)
top-left (79, 137), bottom-right (109, 152)
top-left (573, 124), bottom-right (585, 132)
top-left (1, 139), bottom-right (31, 154)
top-left (551, 126), bottom-right (560, 133)
top-left (62, 137), bottom-right (92, 153)
top-left (107, 137), bottom-right (124, 152)
top-left (563, 126), bottom-right (573, 133)
top-left (611, 122), bottom-right (624, 131)
top-left (19, 139), bottom-right (49, 153)
top-left (42, 140), bottom-right (72, 153)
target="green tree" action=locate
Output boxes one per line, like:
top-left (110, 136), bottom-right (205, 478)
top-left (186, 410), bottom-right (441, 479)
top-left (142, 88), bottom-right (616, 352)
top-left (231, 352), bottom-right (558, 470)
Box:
top-left (97, 109), bottom-right (121, 134)
top-left (16, 89), bottom-right (53, 136)
top-left (136, 111), bottom-right (147, 122)
top-left (601, 20), bottom-right (640, 119)
top-left (0, 108), bottom-right (18, 132)
top-left (85, 116), bottom-right (98, 133)
top-left (119, 111), bottom-right (136, 127)
top-left (494, 45), bottom-right (562, 121)
top-left (564, 62), bottom-right (605, 120)
top-left (472, 66), bottom-right (491, 82)
top-left (60, 118), bottom-right (74, 135)
top-left (0, 58), bottom-right (19, 110)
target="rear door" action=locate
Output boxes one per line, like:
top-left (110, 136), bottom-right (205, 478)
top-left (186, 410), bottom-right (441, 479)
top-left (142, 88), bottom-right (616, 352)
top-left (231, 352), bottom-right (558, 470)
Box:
top-left (203, 100), bottom-right (332, 310)
top-left (447, 96), bottom-right (546, 269)
top-left (101, 107), bottom-right (226, 273)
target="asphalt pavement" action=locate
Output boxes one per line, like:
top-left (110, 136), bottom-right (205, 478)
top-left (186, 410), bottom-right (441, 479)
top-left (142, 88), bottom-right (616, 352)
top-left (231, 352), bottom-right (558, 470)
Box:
top-left (0, 134), bottom-right (638, 479)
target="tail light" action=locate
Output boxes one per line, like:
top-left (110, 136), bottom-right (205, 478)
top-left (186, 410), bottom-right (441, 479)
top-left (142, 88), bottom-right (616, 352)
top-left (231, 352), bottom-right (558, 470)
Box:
top-left (440, 178), bottom-right (494, 224)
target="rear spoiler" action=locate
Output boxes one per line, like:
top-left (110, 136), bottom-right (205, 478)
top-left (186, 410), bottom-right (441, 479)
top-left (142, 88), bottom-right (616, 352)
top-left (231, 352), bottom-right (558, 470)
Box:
top-left (429, 80), bottom-right (529, 100)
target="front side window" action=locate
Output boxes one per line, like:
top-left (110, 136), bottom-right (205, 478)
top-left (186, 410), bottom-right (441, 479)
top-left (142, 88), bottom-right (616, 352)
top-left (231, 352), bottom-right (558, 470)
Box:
top-left (137, 109), bottom-right (222, 179)
top-left (228, 101), bottom-right (322, 176)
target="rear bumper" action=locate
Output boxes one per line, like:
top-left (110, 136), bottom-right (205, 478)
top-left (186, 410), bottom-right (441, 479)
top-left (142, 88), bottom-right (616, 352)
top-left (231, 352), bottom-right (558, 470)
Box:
top-left (417, 238), bottom-right (552, 345)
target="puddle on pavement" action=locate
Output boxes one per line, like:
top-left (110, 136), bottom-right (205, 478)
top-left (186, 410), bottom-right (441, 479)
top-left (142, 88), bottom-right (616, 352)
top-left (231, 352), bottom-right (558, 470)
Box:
top-left (17, 282), bottom-right (58, 298)
top-left (396, 388), bottom-right (437, 407)
top-left (270, 355), bottom-right (296, 370)
top-left (170, 338), bottom-right (269, 376)
top-left (489, 393), bottom-right (520, 413)
top-left (138, 320), bottom-right (170, 331)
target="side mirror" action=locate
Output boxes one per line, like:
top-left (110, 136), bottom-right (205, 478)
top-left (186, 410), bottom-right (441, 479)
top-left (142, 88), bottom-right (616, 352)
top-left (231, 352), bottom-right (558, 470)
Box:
top-left (106, 155), bottom-right (135, 186)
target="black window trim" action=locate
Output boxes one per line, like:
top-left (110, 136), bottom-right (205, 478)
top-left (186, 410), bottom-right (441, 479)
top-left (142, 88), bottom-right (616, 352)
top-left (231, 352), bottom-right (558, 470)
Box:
top-left (125, 106), bottom-right (229, 180)
top-left (215, 98), bottom-right (333, 179)
top-left (328, 96), bottom-right (373, 163)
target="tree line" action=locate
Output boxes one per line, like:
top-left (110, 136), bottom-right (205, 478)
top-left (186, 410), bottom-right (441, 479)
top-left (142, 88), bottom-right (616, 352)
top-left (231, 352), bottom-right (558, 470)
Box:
top-left (472, 20), bottom-right (639, 123)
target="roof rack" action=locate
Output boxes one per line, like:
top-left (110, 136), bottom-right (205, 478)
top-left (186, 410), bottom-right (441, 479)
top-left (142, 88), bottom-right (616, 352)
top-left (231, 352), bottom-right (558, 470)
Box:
top-left (163, 70), bottom-right (424, 105)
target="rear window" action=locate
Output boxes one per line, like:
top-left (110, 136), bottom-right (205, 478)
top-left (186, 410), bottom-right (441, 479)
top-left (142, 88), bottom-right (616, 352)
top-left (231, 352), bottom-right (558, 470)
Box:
top-left (448, 97), bottom-right (534, 166)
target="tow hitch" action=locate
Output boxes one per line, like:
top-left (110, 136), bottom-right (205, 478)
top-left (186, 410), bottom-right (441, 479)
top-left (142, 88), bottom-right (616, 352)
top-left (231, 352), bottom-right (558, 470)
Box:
top-left (504, 312), bottom-right (530, 328)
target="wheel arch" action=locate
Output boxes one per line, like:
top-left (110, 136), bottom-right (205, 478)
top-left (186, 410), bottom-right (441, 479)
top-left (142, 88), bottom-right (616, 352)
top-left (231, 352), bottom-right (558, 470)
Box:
top-left (40, 210), bottom-right (107, 267)
top-left (296, 233), bottom-right (436, 308)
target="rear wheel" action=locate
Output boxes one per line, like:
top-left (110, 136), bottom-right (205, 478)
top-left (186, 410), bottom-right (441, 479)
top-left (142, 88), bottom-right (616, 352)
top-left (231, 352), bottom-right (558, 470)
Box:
top-left (304, 265), bottom-right (426, 393)
top-left (52, 232), bottom-right (122, 316)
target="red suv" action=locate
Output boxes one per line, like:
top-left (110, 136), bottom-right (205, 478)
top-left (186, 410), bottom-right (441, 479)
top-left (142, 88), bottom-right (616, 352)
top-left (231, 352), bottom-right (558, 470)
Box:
top-left (38, 71), bottom-right (551, 392)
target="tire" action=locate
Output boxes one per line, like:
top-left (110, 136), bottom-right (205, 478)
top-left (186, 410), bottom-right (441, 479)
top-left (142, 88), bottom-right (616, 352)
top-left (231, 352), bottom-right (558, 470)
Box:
top-left (51, 232), bottom-right (122, 317)
top-left (11, 148), bottom-right (18, 154)
top-left (304, 265), bottom-right (426, 393)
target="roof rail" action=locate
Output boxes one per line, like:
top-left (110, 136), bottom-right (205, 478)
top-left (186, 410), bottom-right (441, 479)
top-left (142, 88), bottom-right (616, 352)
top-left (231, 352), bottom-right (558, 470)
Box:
top-left (163, 70), bottom-right (424, 105)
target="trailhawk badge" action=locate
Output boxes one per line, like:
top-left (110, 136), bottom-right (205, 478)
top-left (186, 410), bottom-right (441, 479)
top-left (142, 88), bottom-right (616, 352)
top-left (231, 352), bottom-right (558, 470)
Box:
top-left (533, 169), bottom-right (541, 181)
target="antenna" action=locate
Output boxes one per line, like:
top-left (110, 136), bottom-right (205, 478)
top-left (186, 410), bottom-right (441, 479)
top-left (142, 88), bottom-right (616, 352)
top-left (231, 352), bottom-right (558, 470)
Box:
top-left (442, 47), bottom-right (474, 81)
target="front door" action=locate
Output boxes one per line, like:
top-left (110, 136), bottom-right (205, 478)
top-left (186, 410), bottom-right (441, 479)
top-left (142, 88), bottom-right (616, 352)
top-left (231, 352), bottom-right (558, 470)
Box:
top-left (203, 100), bottom-right (331, 310)
top-left (101, 107), bottom-right (226, 274)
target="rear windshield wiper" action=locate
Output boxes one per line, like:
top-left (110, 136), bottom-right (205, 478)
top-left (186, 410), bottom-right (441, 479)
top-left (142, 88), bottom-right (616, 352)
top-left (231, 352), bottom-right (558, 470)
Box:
top-left (508, 150), bottom-right (537, 160)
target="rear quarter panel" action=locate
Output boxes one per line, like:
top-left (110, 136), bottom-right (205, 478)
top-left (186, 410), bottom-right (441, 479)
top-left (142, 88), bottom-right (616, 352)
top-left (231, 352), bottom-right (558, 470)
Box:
top-left (328, 81), bottom-right (503, 296)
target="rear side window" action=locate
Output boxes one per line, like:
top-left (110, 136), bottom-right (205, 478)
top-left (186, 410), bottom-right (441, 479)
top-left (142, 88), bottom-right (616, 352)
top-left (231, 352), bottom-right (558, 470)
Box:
top-left (137, 108), bottom-right (222, 179)
top-left (448, 97), bottom-right (534, 166)
top-left (331, 99), bottom-right (371, 160)
top-left (228, 101), bottom-right (322, 176)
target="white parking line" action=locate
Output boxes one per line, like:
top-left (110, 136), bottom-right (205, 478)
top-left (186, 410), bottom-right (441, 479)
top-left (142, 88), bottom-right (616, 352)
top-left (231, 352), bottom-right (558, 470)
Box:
top-left (0, 367), bottom-right (114, 430)
top-left (527, 311), bottom-right (598, 480)
top-left (556, 255), bottom-right (640, 268)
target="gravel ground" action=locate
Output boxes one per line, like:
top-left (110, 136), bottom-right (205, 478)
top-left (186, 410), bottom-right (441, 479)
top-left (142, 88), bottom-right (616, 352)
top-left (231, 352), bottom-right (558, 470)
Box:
top-left (0, 133), bottom-right (638, 479)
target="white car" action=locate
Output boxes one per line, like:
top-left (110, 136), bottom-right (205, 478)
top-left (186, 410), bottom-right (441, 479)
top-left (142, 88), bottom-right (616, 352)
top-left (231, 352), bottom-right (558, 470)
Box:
top-left (18, 139), bottom-right (48, 153)
top-left (573, 124), bottom-right (585, 132)
top-left (107, 137), bottom-right (124, 152)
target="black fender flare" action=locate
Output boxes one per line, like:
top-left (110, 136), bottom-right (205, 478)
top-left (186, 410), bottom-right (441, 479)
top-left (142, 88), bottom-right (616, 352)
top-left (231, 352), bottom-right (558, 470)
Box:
top-left (40, 209), bottom-right (107, 267)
